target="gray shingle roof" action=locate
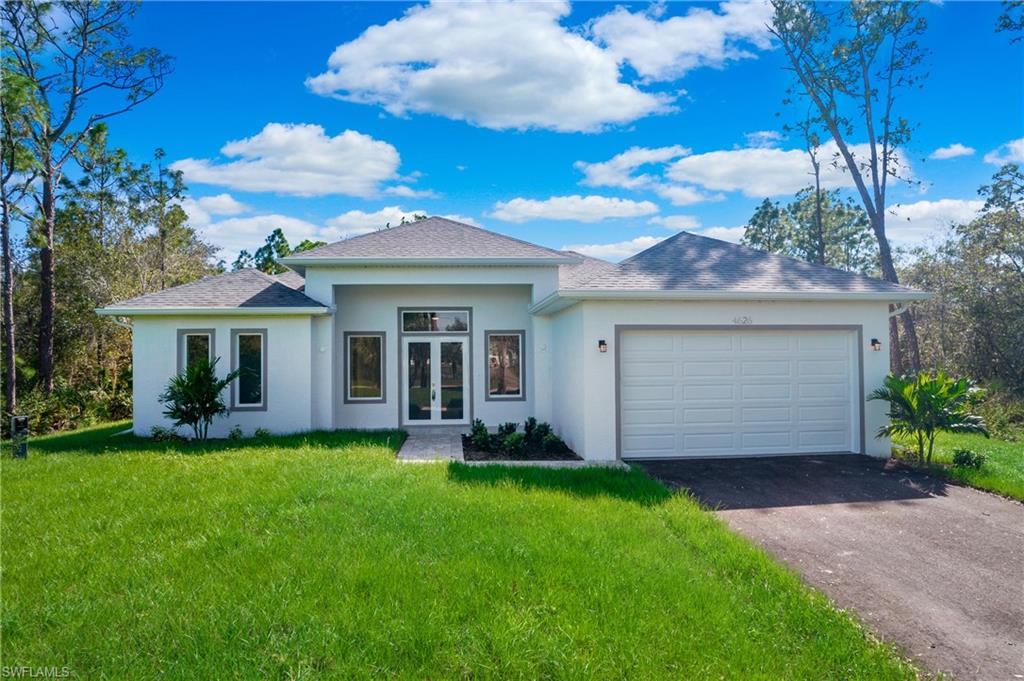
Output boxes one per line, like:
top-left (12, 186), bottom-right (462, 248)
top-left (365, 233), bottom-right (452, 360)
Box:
top-left (558, 251), bottom-right (618, 288)
top-left (104, 269), bottom-right (324, 310)
top-left (274, 269), bottom-right (305, 290)
top-left (284, 216), bottom-right (573, 262)
top-left (573, 231), bottom-right (921, 295)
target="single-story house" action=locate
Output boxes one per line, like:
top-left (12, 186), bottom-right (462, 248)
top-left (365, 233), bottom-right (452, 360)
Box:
top-left (98, 216), bottom-right (929, 462)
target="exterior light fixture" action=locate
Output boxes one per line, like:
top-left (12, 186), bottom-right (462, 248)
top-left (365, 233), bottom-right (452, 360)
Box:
top-left (598, 339), bottom-right (608, 353)
top-left (870, 338), bottom-right (882, 351)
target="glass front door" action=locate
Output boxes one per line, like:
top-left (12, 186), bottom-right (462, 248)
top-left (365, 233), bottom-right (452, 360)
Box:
top-left (403, 337), bottom-right (468, 424)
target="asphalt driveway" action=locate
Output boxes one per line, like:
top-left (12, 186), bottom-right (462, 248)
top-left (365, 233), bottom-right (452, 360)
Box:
top-left (640, 454), bottom-right (1024, 680)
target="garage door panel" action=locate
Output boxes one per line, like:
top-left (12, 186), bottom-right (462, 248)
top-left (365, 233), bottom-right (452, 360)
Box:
top-left (620, 329), bottom-right (856, 459)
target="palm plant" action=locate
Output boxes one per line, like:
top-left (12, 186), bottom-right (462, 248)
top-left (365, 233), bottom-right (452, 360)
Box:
top-left (158, 357), bottom-right (240, 441)
top-left (869, 372), bottom-right (989, 464)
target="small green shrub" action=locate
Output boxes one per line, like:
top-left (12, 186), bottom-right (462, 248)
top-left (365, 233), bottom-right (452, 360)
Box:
top-left (497, 422), bottom-right (518, 438)
top-left (150, 425), bottom-right (184, 442)
top-left (952, 448), bottom-right (986, 469)
top-left (158, 357), bottom-right (241, 441)
top-left (975, 389), bottom-right (1024, 442)
top-left (228, 425), bottom-right (243, 440)
top-left (501, 432), bottom-right (525, 455)
top-left (541, 432), bottom-right (566, 454)
top-left (470, 419), bottom-right (491, 451)
top-left (523, 417), bottom-right (538, 443)
top-left (254, 427), bottom-right (271, 439)
top-left (533, 422), bottom-right (552, 442)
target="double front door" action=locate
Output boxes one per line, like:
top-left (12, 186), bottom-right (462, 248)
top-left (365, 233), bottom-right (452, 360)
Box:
top-left (402, 336), bottom-right (468, 424)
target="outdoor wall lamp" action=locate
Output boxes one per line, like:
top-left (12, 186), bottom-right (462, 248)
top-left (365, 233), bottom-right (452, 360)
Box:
top-left (870, 338), bottom-right (882, 351)
top-left (598, 339), bottom-right (608, 353)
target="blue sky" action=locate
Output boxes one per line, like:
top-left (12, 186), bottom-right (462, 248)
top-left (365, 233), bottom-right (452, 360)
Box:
top-left (76, 1), bottom-right (1024, 263)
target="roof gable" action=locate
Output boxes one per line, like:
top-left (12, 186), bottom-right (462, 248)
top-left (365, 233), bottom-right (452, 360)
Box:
top-left (281, 216), bottom-right (575, 264)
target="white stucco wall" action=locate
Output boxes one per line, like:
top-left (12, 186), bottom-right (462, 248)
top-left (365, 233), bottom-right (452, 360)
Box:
top-left (131, 315), bottom-right (313, 438)
top-left (332, 283), bottom-right (536, 429)
top-left (545, 299), bottom-right (893, 462)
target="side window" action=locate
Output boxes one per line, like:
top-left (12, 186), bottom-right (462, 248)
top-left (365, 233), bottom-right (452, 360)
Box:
top-left (345, 333), bottom-right (385, 403)
top-left (232, 329), bottom-right (267, 410)
top-left (177, 329), bottom-right (214, 374)
top-left (486, 331), bottom-right (525, 400)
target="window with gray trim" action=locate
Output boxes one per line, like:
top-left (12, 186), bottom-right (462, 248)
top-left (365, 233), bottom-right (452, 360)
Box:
top-left (486, 331), bottom-right (524, 399)
top-left (346, 332), bottom-right (385, 402)
top-left (232, 330), bottom-right (266, 409)
top-left (402, 310), bottom-right (469, 333)
top-left (177, 329), bottom-right (214, 374)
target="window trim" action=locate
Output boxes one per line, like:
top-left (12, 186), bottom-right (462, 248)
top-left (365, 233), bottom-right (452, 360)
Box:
top-left (399, 308), bottom-right (472, 335)
top-left (344, 331), bottom-right (386, 404)
top-left (484, 329), bottom-right (526, 402)
top-left (231, 328), bottom-right (268, 411)
top-left (176, 328), bottom-right (215, 375)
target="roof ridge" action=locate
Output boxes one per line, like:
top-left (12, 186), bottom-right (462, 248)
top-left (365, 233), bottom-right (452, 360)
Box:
top-left (431, 216), bottom-right (572, 259)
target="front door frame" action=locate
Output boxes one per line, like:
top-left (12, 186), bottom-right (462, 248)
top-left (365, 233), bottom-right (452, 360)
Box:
top-left (397, 306), bottom-right (473, 428)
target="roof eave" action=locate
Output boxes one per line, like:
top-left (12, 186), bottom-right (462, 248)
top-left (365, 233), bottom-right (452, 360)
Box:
top-left (96, 306), bottom-right (332, 317)
top-left (529, 288), bottom-right (932, 315)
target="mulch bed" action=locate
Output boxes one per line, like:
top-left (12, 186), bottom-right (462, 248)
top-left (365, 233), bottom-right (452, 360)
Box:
top-left (461, 435), bottom-right (582, 462)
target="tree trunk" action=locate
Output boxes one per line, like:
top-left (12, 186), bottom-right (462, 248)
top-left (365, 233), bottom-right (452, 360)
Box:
top-left (813, 172), bottom-right (825, 265)
top-left (888, 312), bottom-right (904, 375)
top-left (1, 189), bottom-right (15, 416)
top-left (871, 211), bottom-right (920, 373)
top-left (39, 168), bottom-right (56, 394)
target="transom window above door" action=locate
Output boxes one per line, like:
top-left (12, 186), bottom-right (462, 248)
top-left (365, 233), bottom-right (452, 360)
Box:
top-left (401, 309), bottom-right (470, 333)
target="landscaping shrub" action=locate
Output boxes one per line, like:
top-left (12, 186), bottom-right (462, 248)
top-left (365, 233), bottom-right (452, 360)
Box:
top-left (952, 448), bottom-right (987, 469)
top-left (149, 425), bottom-right (184, 442)
top-left (501, 432), bottom-right (525, 455)
top-left (254, 427), bottom-right (271, 439)
top-left (533, 421), bottom-right (552, 443)
top-left (541, 432), bottom-right (567, 454)
top-left (869, 372), bottom-right (989, 464)
top-left (228, 425), bottom-right (243, 440)
top-left (497, 422), bottom-right (518, 438)
top-left (158, 357), bottom-right (240, 441)
top-left (470, 419), bottom-right (491, 451)
top-left (975, 388), bottom-right (1024, 442)
top-left (523, 416), bottom-right (538, 443)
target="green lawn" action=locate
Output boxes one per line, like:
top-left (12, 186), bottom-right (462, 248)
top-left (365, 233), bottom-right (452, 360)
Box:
top-left (1, 423), bottom-right (916, 679)
top-left (897, 431), bottom-right (1024, 501)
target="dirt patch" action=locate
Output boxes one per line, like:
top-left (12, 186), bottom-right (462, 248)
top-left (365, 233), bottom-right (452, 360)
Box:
top-left (461, 435), bottom-right (581, 462)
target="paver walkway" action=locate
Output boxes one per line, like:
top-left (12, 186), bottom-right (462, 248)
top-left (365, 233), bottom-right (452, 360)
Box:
top-left (397, 428), bottom-right (465, 461)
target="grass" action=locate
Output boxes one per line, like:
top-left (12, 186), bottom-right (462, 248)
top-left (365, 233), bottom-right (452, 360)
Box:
top-left (896, 431), bottom-right (1024, 501)
top-left (1, 423), bottom-right (918, 679)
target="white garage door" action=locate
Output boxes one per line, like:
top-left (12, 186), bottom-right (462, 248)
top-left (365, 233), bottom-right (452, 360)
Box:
top-left (619, 329), bottom-right (859, 459)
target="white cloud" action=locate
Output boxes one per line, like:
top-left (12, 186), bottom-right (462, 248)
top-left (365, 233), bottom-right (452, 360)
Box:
top-left (306, 1), bottom-right (669, 132)
top-left (561, 235), bottom-right (666, 261)
top-left (983, 137), bottom-right (1024, 165)
top-left (576, 145), bottom-right (690, 189)
top-left (887, 198), bottom-right (984, 245)
top-left (384, 185), bottom-right (439, 198)
top-left (171, 123), bottom-right (404, 197)
top-left (665, 142), bottom-right (913, 197)
top-left (744, 130), bottom-right (784, 148)
top-left (698, 226), bottom-right (745, 243)
top-left (324, 206), bottom-right (429, 238)
top-left (203, 214), bottom-right (325, 264)
top-left (651, 183), bottom-right (720, 206)
top-left (929, 143), bottom-right (975, 160)
top-left (649, 214), bottom-right (701, 230)
top-left (590, 0), bottom-right (774, 81)
top-left (490, 195), bottom-right (659, 223)
top-left (440, 213), bottom-right (482, 227)
top-left (179, 193), bottom-right (250, 227)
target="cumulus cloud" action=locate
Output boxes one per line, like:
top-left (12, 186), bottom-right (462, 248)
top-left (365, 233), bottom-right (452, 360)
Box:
top-left (698, 226), bottom-right (745, 243)
top-left (983, 137), bottom-right (1024, 165)
top-left (589, 0), bottom-right (774, 81)
top-left (306, 1), bottom-right (669, 132)
top-left (490, 195), bottom-right (659, 223)
top-left (324, 207), bottom-right (430, 238)
top-left (649, 214), bottom-right (701, 230)
top-left (744, 130), bottom-right (784, 148)
top-left (171, 123), bottom-right (405, 197)
top-left (179, 193), bottom-right (250, 227)
top-left (561, 235), bottom-right (666, 261)
top-left (929, 143), bottom-right (975, 160)
top-left (665, 142), bottom-right (913, 197)
top-left (886, 198), bottom-right (984, 245)
top-left (576, 145), bottom-right (690, 189)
